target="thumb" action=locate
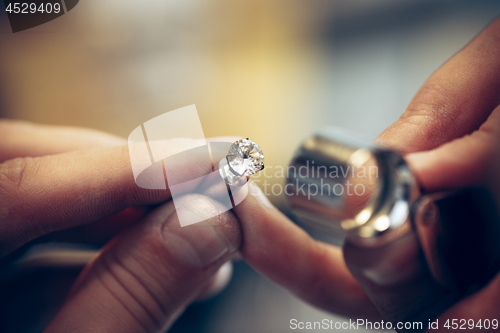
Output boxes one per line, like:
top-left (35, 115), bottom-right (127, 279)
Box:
top-left (43, 194), bottom-right (241, 333)
top-left (405, 105), bottom-right (500, 193)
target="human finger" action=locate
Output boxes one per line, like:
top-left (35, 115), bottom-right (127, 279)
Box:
top-left (44, 194), bottom-right (241, 333)
top-left (376, 17), bottom-right (500, 153)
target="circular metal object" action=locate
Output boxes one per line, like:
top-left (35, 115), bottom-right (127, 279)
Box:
top-left (287, 127), bottom-right (419, 246)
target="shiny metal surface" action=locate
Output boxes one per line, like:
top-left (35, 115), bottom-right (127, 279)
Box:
top-left (287, 127), bottom-right (500, 295)
top-left (287, 127), bottom-right (419, 246)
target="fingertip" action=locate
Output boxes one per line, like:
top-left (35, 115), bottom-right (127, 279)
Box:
top-left (195, 261), bottom-right (233, 301)
top-left (405, 150), bottom-right (436, 174)
top-left (45, 196), bottom-right (242, 333)
top-left (405, 133), bottom-right (492, 191)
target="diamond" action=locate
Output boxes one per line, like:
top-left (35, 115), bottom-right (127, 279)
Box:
top-left (227, 138), bottom-right (264, 176)
top-left (219, 138), bottom-right (264, 186)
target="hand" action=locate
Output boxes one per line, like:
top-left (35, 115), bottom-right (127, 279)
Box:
top-left (230, 17), bottom-right (500, 331)
top-left (0, 120), bottom-right (241, 332)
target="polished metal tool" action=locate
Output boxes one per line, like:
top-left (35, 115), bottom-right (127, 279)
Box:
top-left (287, 127), bottom-right (500, 328)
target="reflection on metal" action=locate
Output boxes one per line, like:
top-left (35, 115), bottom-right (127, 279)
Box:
top-left (287, 126), bottom-right (500, 296)
top-left (287, 127), bottom-right (418, 246)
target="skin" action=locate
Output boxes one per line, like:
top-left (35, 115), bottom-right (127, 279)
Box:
top-left (1, 16), bottom-right (500, 332)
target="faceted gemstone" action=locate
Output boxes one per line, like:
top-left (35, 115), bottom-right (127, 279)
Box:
top-left (219, 158), bottom-right (247, 186)
top-left (226, 138), bottom-right (264, 176)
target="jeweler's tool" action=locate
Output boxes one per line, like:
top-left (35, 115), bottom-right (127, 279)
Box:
top-left (286, 127), bottom-right (500, 330)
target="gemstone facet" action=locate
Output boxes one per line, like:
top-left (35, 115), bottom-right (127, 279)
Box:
top-left (219, 138), bottom-right (264, 186)
top-left (227, 138), bottom-right (264, 176)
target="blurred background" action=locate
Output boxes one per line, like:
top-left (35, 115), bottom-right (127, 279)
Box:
top-left (1, 0), bottom-right (500, 332)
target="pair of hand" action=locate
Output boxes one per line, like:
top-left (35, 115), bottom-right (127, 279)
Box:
top-left (1, 17), bottom-right (500, 333)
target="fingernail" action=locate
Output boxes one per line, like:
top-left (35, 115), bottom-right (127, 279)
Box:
top-left (405, 150), bottom-right (434, 171)
top-left (161, 197), bottom-right (234, 269)
top-left (248, 182), bottom-right (273, 209)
